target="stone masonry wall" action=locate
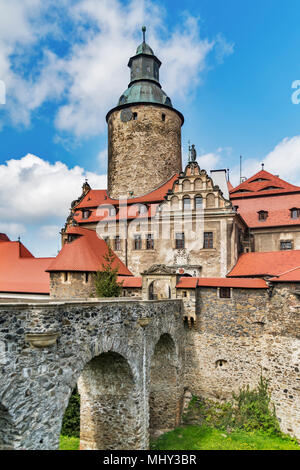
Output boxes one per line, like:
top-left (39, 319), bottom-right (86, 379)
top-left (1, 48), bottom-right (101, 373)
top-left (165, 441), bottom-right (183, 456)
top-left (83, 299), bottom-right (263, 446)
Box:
top-left (0, 299), bottom-right (184, 450)
top-left (183, 285), bottom-right (300, 439)
top-left (107, 104), bottom-right (182, 198)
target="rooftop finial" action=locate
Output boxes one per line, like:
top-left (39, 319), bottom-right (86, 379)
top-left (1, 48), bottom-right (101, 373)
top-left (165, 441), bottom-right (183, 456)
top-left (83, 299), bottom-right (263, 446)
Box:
top-left (262, 163), bottom-right (265, 171)
top-left (142, 25), bottom-right (146, 43)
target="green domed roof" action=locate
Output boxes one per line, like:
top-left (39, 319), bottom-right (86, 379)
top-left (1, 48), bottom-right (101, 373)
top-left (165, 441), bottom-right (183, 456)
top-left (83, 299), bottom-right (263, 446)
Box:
top-left (118, 81), bottom-right (172, 107)
top-left (136, 42), bottom-right (154, 55)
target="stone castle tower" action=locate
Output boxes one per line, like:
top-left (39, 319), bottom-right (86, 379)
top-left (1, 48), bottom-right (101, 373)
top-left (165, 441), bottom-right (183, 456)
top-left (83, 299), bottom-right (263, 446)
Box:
top-left (106, 27), bottom-right (184, 199)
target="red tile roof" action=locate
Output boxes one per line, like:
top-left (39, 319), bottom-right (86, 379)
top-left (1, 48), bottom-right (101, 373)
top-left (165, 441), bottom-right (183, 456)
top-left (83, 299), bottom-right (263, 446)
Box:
top-left (229, 170), bottom-right (300, 228)
top-left (231, 193), bottom-right (300, 228)
top-left (118, 276), bottom-right (142, 288)
top-left (47, 227), bottom-right (132, 275)
top-left (176, 277), bottom-right (267, 289)
top-left (0, 233), bottom-right (10, 242)
top-left (73, 175), bottom-right (178, 224)
top-left (228, 250), bottom-right (300, 278)
top-left (0, 239), bottom-right (52, 294)
top-left (269, 266), bottom-right (300, 283)
top-left (176, 277), bottom-right (198, 289)
top-left (230, 170), bottom-right (300, 199)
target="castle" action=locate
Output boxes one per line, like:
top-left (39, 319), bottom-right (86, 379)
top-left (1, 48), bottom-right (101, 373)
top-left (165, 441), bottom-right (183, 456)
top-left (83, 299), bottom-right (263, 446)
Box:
top-left (0, 29), bottom-right (300, 448)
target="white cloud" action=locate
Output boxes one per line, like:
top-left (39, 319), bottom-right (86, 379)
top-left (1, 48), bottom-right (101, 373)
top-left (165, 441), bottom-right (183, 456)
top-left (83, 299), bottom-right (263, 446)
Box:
top-left (0, 222), bottom-right (26, 238)
top-left (230, 136), bottom-right (300, 187)
top-left (0, 0), bottom-right (234, 136)
top-left (0, 154), bottom-right (106, 225)
top-left (196, 147), bottom-right (231, 171)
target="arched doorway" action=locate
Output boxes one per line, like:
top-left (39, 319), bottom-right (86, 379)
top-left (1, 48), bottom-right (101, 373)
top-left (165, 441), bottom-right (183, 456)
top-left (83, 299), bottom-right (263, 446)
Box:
top-left (148, 280), bottom-right (171, 300)
top-left (149, 334), bottom-right (180, 437)
top-left (0, 403), bottom-right (17, 450)
top-left (78, 351), bottom-right (142, 450)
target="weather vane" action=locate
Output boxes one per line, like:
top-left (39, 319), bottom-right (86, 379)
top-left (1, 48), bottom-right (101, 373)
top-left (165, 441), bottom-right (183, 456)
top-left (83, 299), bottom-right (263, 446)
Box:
top-left (142, 26), bottom-right (146, 43)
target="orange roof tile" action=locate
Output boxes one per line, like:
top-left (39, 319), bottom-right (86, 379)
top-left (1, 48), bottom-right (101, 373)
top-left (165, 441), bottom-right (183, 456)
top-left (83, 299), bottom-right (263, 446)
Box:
top-left (0, 233), bottom-right (10, 242)
top-left (231, 193), bottom-right (300, 228)
top-left (230, 170), bottom-right (300, 199)
top-left (47, 227), bottom-right (132, 275)
top-left (176, 277), bottom-right (267, 289)
top-left (118, 276), bottom-right (142, 288)
top-left (176, 277), bottom-right (198, 289)
top-left (228, 250), bottom-right (300, 277)
top-left (73, 175), bottom-right (178, 225)
top-left (269, 266), bottom-right (300, 283)
top-left (0, 240), bottom-right (52, 294)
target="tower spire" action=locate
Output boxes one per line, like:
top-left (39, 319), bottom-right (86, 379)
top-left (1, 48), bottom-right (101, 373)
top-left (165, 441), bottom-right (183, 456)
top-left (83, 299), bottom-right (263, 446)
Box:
top-left (142, 25), bottom-right (146, 43)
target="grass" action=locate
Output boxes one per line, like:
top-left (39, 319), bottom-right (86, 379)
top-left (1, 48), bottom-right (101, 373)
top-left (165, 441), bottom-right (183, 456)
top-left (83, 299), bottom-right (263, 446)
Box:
top-left (59, 435), bottom-right (80, 450)
top-left (150, 425), bottom-right (300, 450)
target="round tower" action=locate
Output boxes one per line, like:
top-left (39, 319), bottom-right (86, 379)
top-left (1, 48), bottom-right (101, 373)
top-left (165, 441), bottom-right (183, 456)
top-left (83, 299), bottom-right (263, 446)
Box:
top-left (106, 27), bottom-right (184, 199)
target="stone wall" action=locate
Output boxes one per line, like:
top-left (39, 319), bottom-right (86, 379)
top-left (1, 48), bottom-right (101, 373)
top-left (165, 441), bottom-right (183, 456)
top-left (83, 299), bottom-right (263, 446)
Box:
top-left (184, 284), bottom-right (300, 439)
top-left (253, 226), bottom-right (300, 252)
top-left (107, 104), bottom-right (182, 198)
top-left (0, 298), bottom-right (184, 450)
top-left (50, 272), bottom-right (96, 299)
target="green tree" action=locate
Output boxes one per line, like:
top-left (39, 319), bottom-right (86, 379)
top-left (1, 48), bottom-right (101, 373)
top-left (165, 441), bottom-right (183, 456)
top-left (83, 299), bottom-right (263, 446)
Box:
top-left (94, 245), bottom-right (123, 297)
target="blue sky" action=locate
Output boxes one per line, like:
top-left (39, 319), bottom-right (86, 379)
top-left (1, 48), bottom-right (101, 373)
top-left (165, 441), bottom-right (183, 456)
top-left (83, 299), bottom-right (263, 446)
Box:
top-left (1, 0), bottom-right (300, 256)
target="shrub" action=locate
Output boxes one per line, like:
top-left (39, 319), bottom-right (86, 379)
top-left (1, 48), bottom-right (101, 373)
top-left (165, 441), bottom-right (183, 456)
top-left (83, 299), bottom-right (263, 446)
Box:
top-left (183, 375), bottom-right (281, 435)
top-left (61, 388), bottom-right (80, 438)
top-left (94, 246), bottom-right (123, 298)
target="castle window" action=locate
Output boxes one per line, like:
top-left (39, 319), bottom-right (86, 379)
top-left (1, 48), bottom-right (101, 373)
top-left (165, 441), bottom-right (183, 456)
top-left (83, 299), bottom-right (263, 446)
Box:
top-left (67, 234), bottom-right (76, 243)
top-left (82, 210), bottom-right (90, 219)
top-left (146, 234), bottom-right (154, 250)
top-left (175, 232), bottom-right (185, 249)
top-left (280, 240), bottom-right (293, 250)
top-left (63, 272), bottom-right (69, 283)
top-left (183, 196), bottom-right (191, 210)
top-left (291, 208), bottom-right (300, 219)
top-left (84, 273), bottom-right (89, 283)
top-left (195, 196), bottom-right (203, 210)
top-left (133, 112), bottom-right (138, 120)
top-left (219, 287), bottom-right (231, 299)
top-left (162, 113), bottom-right (166, 121)
top-left (134, 234), bottom-right (142, 250)
top-left (114, 236), bottom-right (121, 251)
top-left (203, 232), bottom-right (213, 249)
top-left (258, 210), bottom-right (268, 221)
top-left (182, 291), bottom-right (187, 298)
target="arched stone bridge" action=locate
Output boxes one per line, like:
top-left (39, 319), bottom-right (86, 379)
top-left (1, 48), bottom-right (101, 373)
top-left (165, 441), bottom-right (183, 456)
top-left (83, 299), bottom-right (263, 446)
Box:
top-left (0, 299), bottom-right (184, 450)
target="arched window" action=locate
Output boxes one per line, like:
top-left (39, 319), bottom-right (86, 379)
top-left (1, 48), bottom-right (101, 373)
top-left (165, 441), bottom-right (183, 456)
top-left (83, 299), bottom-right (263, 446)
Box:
top-left (183, 196), bottom-right (191, 210)
top-left (194, 179), bottom-right (202, 190)
top-left (171, 196), bottom-right (179, 210)
top-left (182, 180), bottom-right (190, 191)
top-left (195, 195), bottom-right (203, 210)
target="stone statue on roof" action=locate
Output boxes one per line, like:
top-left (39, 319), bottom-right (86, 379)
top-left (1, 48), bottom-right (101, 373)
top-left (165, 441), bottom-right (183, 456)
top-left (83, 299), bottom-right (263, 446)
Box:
top-left (189, 144), bottom-right (197, 162)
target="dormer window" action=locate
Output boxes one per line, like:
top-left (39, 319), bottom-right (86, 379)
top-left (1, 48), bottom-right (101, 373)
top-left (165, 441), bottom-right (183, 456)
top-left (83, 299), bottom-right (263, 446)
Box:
top-left (258, 210), bottom-right (268, 221)
top-left (82, 210), bottom-right (90, 219)
top-left (67, 234), bottom-right (76, 243)
top-left (290, 208), bottom-right (300, 219)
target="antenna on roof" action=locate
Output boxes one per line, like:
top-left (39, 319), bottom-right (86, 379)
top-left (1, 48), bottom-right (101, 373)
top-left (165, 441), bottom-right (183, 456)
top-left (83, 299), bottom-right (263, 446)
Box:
top-left (142, 25), bottom-right (146, 43)
top-left (240, 155), bottom-right (242, 184)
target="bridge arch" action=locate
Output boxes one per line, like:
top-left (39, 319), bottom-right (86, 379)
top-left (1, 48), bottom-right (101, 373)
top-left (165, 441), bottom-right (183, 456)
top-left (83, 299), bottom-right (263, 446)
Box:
top-left (77, 351), bottom-right (143, 450)
top-left (149, 333), bottom-right (181, 437)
